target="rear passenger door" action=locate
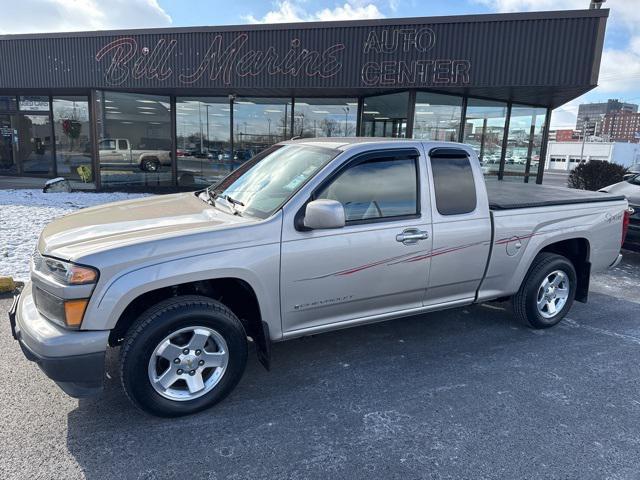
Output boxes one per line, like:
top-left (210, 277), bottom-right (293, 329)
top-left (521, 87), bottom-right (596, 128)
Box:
top-left (423, 148), bottom-right (492, 306)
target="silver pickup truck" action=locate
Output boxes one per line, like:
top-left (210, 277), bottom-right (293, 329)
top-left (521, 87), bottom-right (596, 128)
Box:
top-left (9, 139), bottom-right (631, 417)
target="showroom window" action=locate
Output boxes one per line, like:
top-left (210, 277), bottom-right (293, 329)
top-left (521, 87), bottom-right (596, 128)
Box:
top-left (53, 96), bottom-right (93, 187)
top-left (464, 98), bottom-right (508, 176)
top-left (527, 108), bottom-right (547, 182)
top-left (234, 98), bottom-right (292, 162)
top-left (94, 91), bottom-right (172, 188)
top-left (361, 92), bottom-right (410, 138)
top-left (412, 92), bottom-right (463, 142)
top-left (316, 156), bottom-right (418, 222)
top-left (292, 98), bottom-right (358, 138)
top-left (176, 97), bottom-right (231, 187)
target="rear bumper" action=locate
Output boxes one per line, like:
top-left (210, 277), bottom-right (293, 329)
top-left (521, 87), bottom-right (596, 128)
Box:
top-left (10, 282), bottom-right (109, 397)
top-left (609, 254), bottom-right (623, 269)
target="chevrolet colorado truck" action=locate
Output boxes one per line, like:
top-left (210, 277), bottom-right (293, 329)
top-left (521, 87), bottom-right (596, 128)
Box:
top-left (9, 139), bottom-right (632, 417)
top-left (98, 138), bottom-right (171, 172)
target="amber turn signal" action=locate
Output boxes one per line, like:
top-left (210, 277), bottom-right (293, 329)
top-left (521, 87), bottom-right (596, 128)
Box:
top-left (64, 299), bottom-right (89, 327)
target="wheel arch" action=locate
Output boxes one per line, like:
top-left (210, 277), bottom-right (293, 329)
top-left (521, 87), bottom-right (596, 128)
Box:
top-left (538, 237), bottom-right (591, 302)
top-left (108, 277), bottom-right (272, 370)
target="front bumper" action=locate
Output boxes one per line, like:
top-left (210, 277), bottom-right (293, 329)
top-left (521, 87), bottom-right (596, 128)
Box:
top-left (9, 282), bottom-right (110, 398)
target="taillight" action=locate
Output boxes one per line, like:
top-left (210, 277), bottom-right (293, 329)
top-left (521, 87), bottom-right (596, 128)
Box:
top-left (622, 207), bottom-right (633, 246)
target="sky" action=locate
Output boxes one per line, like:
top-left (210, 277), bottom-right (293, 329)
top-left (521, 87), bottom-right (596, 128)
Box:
top-left (1, 0), bottom-right (639, 129)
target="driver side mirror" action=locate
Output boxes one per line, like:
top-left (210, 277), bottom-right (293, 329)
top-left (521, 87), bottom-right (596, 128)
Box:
top-left (303, 199), bottom-right (345, 230)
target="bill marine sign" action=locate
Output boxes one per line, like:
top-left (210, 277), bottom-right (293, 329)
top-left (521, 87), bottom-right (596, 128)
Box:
top-left (94, 26), bottom-right (470, 88)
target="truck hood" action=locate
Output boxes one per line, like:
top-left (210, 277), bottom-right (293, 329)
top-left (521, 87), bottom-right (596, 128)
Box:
top-left (38, 193), bottom-right (248, 260)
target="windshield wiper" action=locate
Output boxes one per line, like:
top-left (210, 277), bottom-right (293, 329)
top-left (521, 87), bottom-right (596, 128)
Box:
top-left (223, 195), bottom-right (245, 207)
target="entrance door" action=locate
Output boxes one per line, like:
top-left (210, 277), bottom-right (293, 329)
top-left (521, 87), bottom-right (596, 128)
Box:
top-left (0, 115), bottom-right (16, 174)
top-left (280, 149), bottom-right (432, 334)
top-left (15, 114), bottom-right (54, 176)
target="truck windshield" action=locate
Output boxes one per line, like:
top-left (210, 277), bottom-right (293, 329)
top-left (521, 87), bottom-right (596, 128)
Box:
top-left (209, 144), bottom-right (339, 219)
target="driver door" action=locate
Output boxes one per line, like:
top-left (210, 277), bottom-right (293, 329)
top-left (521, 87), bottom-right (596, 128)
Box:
top-left (280, 148), bottom-right (432, 334)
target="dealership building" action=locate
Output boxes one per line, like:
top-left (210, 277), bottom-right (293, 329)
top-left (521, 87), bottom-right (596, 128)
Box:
top-left (0, 9), bottom-right (607, 190)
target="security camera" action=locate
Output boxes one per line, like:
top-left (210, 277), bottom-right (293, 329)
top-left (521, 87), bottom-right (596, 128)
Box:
top-left (590, 0), bottom-right (606, 9)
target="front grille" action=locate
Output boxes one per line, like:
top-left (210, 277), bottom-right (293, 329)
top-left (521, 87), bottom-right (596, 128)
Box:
top-left (32, 285), bottom-right (65, 325)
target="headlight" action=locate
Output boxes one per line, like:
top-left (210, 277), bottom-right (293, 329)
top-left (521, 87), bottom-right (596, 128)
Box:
top-left (38, 256), bottom-right (98, 285)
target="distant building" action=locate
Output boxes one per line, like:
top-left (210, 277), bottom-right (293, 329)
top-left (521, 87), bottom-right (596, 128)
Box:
top-left (550, 129), bottom-right (576, 142)
top-left (576, 99), bottom-right (638, 138)
top-left (545, 141), bottom-right (640, 171)
top-left (602, 112), bottom-right (640, 143)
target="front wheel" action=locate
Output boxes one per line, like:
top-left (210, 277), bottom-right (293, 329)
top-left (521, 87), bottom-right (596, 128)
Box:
top-left (120, 296), bottom-right (248, 417)
top-left (512, 253), bottom-right (577, 329)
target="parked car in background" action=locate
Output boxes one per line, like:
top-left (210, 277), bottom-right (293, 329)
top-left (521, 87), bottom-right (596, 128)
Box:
top-left (601, 174), bottom-right (640, 250)
top-left (98, 138), bottom-right (171, 172)
top-left (10, 139), bottom-right (631, 417)
top-left (623, 163), bottom-right (640, 180)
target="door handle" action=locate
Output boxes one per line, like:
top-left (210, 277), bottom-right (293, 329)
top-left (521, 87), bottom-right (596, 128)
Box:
top-left (396, 228), bottom-right (429, 244)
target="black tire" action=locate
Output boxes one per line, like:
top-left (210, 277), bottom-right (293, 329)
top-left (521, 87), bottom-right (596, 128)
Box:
top-left (141, 157), bottom-right (160, 172)
top-left (512, 252), bottom-right (577, 329)
top-left (120, 295), bottom-right (247, 417)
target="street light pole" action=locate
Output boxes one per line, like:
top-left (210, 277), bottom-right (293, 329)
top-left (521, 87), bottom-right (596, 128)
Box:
top-left (343, 106), bottom-right (349, 136)
top-left (579, 117), bottom-right (589, 163)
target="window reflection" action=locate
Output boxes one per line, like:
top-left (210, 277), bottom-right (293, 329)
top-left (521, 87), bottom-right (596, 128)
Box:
top-left (53, 96), bottom-right (93, 187)
top-left (95, 91), bottom-right (172, 188)
top-left (464, 99), bottom-right (508, 176)
top-left (412, 92), bottom-right (462, 142)
top-left (361, 92), bottom-right (409, 138)
top-left (234, 98), bottom-right (292, 161)
top-left (503, 105), bottom-right (547, 182)
top-left (18, 114), bottom-right (54, 175)
top-left (293, 98), bottom-right (357, 138)
top-left (176, 97), bottom-right (231, 187)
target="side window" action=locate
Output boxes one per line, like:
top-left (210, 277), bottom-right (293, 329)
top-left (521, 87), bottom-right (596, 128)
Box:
top-left (99, 139), bottom-right (115, 150)
top-left (316, 157), bottom-right (418, 222)
top-left (118, 139), bottom-right (128, 150)
top-left (431, 155), bottom-right (477, 215)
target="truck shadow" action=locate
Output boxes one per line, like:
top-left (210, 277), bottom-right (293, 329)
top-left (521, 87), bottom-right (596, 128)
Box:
top-left (64, 292), bottom-right (640, 479)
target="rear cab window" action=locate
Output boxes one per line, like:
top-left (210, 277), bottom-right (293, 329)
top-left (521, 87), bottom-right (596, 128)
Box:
top-left (429, 149), bottom-right (477, 215)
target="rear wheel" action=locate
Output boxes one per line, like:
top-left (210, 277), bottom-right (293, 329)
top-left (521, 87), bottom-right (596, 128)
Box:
top-left (141, 157), bottom-right (160, 172)
top-left (512, 253), bottom-right (577, 329)
top-left (120, 295), bottom-right (247, 417)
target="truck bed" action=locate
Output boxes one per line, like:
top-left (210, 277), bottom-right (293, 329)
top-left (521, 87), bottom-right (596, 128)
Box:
top-left (486, 181), bottom-right (626, 210)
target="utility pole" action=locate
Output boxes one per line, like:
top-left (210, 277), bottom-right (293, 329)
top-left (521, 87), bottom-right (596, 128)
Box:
top-left (579, 117), bottom-right (589, 163)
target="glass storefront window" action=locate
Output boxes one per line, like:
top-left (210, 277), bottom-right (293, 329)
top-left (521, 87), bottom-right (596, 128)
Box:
top-left (503, 105), bottom-right (547, 182)
top-left (176, 97), bottom-right (231, 187)
top-left (412, 92), bottom-right (462, 142)
top-left (361, 92), bottom-right (409, 138)
top-left (292, 98), bottom-right (358, 138)
top-left (53, 96), bottom-right (93, 187)
top-left (0, 96), bottom-right (17, 111)
top-left (234, 97), bottom-right (292, 162)
top-left (0, 115), bottom-right (16, 174)
top-left (95, 91), bottom-right (172, 188)
top-left (17, 114), bottom-right (54, 175)
top-left (528, 108), bottom-right (547, 182)
top-left (464, 98), bottom-right (508, 176)
top-left (19, 96), bottom-right (50, 112)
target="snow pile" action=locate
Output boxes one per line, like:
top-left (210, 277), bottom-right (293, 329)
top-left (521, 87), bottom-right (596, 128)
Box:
top-left (0, 189), bottom-right (148, 281)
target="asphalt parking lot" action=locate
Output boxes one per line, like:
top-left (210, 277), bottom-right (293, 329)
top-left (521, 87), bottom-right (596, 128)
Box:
top-left (1, 251), bottom-right (639, 480)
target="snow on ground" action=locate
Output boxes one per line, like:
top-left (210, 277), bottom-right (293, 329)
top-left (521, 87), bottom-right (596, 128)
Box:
top-left (0, 189), bottom-right (147, 281)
